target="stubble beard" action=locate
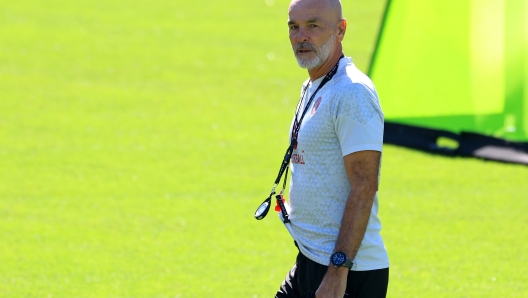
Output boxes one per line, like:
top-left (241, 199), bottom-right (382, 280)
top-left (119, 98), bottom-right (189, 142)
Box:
top-left (294, 34), bottom-right (336, 70)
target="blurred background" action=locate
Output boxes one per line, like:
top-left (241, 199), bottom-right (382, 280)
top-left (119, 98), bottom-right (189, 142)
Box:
top-left (0, 0), bottom-right (527, 297)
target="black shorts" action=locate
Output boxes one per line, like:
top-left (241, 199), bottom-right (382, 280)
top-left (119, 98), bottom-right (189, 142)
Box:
top-left (275, 251), bottom-right (389, 298)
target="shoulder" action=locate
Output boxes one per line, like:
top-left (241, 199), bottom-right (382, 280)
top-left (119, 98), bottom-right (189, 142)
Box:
top-left (326, 58), bottom-right (383, 122)
top-left (331, 58), bottom-right (378, 100)
top-left (328, 60), bottom-right (381, 107)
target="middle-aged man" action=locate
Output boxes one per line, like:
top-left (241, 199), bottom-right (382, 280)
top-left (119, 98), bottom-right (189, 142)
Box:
top-left (274, 0), bottom-right (389, 297)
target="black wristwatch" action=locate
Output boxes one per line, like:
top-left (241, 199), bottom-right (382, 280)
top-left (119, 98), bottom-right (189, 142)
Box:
top-left (330, 251), bottom-right (353, 269)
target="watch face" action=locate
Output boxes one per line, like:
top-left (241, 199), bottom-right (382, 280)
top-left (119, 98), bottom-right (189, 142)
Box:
top-left (332, 252), bottom-right (346, 266)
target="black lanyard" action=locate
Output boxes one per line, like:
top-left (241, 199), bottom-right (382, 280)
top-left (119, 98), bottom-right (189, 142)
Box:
top-left (291, 54), bottom-right (344, 147)
top-left (254, 55), bottom-right (344, 223)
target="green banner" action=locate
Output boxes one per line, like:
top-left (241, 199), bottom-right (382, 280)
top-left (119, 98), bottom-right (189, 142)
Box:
top-left (370, 0), bottom-right (527, 141)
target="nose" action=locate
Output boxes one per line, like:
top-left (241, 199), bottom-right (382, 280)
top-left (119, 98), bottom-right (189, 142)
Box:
top-left (293, 27), bottom-right (309, 43)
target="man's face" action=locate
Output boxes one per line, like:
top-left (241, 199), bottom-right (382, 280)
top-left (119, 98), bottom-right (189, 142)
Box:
top-left (288, 0), bottom-right (339, 69)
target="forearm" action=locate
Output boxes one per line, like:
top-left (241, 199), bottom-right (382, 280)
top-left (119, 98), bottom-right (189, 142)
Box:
top-left (334, 187), bottom-right (376, 262)
top-left (316, 150), bottom-right (380, 298)
top-left (315, 189), bottom-right (376, 298)
top-left (334, 150), bottom-right (380, 261)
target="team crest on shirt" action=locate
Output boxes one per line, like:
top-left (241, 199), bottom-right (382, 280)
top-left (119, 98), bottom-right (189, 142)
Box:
top-left (311, 97), bottom-right (322, 115)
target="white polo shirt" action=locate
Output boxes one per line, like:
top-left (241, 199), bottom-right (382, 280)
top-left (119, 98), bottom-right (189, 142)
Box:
top-left (280, 57), bottom-right (389, 271)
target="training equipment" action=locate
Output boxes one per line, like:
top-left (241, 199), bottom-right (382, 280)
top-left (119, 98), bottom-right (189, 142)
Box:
top-left (370, 0), bottom-right (528, 164)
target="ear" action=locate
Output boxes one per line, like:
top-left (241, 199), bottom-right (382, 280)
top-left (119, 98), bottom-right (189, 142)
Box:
top-left (336, 19), bottom-right (347, 42)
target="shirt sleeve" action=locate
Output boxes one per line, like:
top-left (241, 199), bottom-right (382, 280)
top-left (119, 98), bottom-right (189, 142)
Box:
top-left (333, 83), bottom-right (384, 156)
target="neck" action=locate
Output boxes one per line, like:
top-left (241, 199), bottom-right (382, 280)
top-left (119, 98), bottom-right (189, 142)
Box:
top-left (307, 45), bottom-right (343, 82)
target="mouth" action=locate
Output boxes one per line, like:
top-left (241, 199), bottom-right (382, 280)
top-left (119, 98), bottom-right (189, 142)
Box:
top-left (296, 49), bottom-right (315, 56)
top-left (294, 43), bottom-right (316, 56)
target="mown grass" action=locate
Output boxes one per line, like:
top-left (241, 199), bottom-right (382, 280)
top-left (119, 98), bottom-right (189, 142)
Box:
top-left (1, 0), bottom-right (527, 297)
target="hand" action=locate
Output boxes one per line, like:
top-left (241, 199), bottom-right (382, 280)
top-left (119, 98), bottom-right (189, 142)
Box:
top-left (315, 266), bottom-right (348, 298)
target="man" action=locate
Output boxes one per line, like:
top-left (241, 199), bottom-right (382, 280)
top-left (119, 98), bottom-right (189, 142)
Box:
top-left (275, 0), bottom-right (389, 297)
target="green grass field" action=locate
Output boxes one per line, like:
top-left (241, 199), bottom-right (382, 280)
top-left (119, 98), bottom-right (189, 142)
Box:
top-left (1, 0), bottom-right (528, 297)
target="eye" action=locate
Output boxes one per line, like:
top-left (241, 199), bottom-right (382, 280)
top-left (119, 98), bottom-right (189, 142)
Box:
top-left (309, 24), bottom-right (318, 28)
top-left (289, 25), bottom-right (298, 30)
